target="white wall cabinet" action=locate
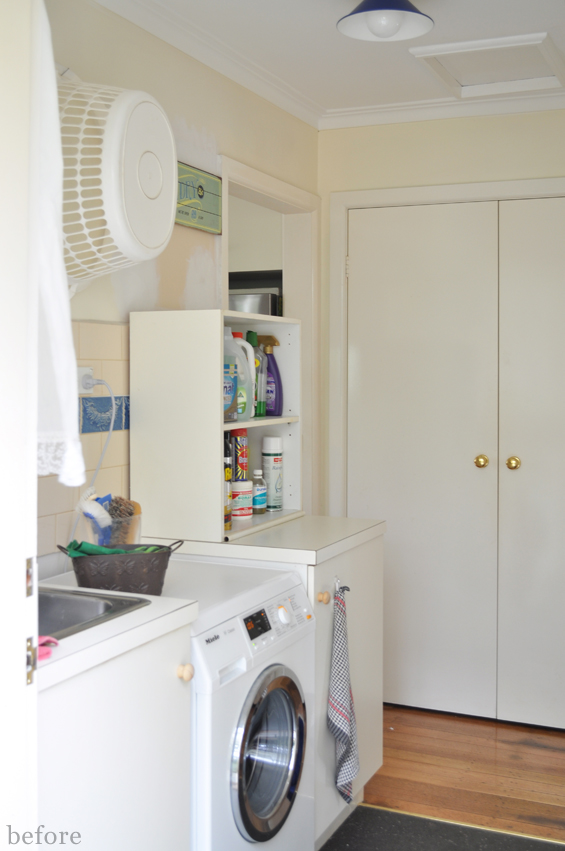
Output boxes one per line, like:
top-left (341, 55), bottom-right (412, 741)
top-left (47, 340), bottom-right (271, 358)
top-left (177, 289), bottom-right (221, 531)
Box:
top-left (346, 195), bottom-right (565, 728)
top-left (130, 309), bottom-right (303, 543)
top-left (39, 625), bottom-right (193, 851)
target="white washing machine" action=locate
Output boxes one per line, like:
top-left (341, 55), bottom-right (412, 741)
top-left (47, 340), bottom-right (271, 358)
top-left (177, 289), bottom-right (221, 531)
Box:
top-left (161, 559), bottom-right (315, 851)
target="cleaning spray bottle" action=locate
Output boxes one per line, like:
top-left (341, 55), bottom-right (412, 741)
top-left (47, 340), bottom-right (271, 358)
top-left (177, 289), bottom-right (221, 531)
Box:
top-left (246, 330), bottom-right (267, 418)
top-left (258, 335), bottom-right (283, 417)
top-left (231, 330), bottom-right (255, 421)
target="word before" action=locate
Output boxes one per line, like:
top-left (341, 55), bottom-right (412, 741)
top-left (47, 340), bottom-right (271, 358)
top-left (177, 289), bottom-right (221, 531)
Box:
top-left (7, 826), bottom-right (81, 845)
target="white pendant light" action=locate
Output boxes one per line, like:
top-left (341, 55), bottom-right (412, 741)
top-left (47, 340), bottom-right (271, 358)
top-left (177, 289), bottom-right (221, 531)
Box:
top-left (337, 0), bottom-right (434, 42)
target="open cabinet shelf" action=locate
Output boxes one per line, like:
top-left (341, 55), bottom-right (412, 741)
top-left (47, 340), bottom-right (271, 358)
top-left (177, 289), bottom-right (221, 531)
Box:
top-left (130, 309), bottom-right (302, 543)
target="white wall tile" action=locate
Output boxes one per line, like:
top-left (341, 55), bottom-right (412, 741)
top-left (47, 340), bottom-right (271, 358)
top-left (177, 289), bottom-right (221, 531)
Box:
top-left (38, 515), bottom-right (56, 556)
top-left (80, 432), bottom-right (103, 470)
top-left (38, 476), bottom-right (79, 517)
top-left (56, 512), bottom-right (78, 550)
top-left (85, 465), bottom-right (123, 500)
top-left (102, 359), bottom-right (129, 396)
top-left (102, 430), bottom-right (129, 468)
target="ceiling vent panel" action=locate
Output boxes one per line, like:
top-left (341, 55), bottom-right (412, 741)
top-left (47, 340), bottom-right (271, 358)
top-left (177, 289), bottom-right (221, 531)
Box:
top-left (410, 33), bottom-right (565, 99)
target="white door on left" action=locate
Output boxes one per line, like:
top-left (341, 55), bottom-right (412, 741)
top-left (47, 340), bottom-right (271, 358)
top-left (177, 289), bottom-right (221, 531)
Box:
top-left (347, 201), bottom-right (499, 717)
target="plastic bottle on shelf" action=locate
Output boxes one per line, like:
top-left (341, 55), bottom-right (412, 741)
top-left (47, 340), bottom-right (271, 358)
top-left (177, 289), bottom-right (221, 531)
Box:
top-left (223, 330), bottom-right (238, 423)
top-left (232, 480), bottom-right (253, 519)
top-left (251, 469), bottom-right (267, 514)
top-left (262, 436), bottom-right (283, 511)
top-left (258, 336), bottom-right (283, 417)
top-left (232, 331), bottom-right (255, 421)
top-left (246, 330), bottom-right (267, 418)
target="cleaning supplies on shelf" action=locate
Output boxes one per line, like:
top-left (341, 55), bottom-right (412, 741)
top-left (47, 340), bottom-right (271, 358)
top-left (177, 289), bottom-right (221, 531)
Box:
top-left (262, 436), bottom-right (283, 511)
top-left (232, 480), bottom-right (253, 519)
top-left (228, 328), bottom-right (254, 421)
top-left (224, 435), bottom-right (233, 532)
top-left (246, 330), bottom-right (267, 418)
top-left (252, 469), bottom-right (267, 514)
top-left (231, 428), bottom-right (249, 481)
top-left (223, 327), bottom-right (239, 423)
top-left (258, 335), bottom-right (283, 416)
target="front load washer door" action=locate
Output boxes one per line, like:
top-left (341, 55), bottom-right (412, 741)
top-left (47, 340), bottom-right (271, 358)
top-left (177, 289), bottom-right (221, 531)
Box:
top-left (231, 664), bottom-right (307, 843)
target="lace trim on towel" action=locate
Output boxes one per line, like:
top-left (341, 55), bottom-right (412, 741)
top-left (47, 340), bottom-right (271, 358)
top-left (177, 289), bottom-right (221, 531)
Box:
top-left (38, 435), bottom-right (85, 486)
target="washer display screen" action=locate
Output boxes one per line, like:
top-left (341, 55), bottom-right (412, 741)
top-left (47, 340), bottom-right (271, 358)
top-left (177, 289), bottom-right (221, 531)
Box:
top-left (244, 610), bottom-right (271, 640)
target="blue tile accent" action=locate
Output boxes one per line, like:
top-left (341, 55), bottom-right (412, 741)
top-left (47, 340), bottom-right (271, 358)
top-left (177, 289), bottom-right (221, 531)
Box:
top-left (80, 396), bottom-right (129, 434)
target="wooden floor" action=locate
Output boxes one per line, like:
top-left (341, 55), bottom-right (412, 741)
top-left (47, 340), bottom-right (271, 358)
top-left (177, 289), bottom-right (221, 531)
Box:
top-left (364, 704), bottom-right (565, 843)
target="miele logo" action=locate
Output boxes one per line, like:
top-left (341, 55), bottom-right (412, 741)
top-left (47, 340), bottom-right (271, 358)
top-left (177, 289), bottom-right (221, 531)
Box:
top-left (205, 634), bottom-right (220, 645)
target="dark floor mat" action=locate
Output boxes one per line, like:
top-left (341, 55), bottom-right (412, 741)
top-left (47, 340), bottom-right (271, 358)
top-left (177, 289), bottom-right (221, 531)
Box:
top-left (320, 805), bottom-right (565, 851)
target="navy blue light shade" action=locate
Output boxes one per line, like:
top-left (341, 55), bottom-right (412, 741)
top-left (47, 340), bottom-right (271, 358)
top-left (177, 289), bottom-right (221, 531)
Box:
top-left (337, 0), bottom-right (433, 42)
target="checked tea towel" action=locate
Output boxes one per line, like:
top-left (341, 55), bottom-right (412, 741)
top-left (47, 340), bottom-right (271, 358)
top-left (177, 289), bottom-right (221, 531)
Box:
top-left (327, 584), bottom-right (360, 803)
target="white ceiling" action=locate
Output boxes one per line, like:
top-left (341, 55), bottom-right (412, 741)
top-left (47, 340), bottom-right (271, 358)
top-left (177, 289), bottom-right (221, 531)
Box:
top-left (94, 0), bottom-right (565, 128)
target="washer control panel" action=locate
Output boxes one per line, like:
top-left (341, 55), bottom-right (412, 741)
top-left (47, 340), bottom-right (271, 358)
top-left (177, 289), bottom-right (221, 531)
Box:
top-left (243, 585), bottom-right (314, 654)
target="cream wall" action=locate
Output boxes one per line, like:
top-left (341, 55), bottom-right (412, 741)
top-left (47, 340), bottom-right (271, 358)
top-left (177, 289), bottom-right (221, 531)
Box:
top-left (316, 110), bottom-right (565, 510)
top-left (45, 0), bottom-right (317, 321)
top-left (228, 197), bottom-right (282, 273)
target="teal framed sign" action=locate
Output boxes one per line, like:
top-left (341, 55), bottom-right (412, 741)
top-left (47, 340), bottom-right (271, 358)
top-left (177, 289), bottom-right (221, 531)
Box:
top-left (176, 162), bottom-right (222, 234)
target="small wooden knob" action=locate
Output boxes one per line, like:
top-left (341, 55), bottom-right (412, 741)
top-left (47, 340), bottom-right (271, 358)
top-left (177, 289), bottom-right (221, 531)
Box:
top-left (317, 591), bottom-right (331, 605)
top-left (177, 663), bottom-right (194, 682)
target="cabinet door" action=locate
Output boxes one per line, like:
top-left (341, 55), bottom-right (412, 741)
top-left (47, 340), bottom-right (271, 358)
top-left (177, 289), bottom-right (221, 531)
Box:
top-left (39, 626), bottom-right (192, 849)
top-left (309, 537), bottom-right (383, 843)
top-left (498, 197), bottom-right (565, 728)
top-left (347, 202), bottom-right (499, 715)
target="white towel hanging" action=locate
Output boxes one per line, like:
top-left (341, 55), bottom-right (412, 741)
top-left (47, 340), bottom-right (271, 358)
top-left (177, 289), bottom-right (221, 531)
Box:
top-left (32, 0), bottom-right (85, 487)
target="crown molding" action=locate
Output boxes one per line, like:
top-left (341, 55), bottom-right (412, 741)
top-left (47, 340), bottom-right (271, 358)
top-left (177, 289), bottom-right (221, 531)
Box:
top-left (95, 0), bottom-right (323, 127)
top-left (318, 89), bottom-right (565, 129)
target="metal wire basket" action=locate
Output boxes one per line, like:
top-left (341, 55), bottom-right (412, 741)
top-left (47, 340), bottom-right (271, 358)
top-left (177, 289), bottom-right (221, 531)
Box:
top-left (57, 541), bottom-right (184, 596)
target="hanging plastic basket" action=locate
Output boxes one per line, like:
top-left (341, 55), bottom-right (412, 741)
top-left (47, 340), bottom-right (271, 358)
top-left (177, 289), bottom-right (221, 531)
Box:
top-left (58, 79), bottom-right (177, 281)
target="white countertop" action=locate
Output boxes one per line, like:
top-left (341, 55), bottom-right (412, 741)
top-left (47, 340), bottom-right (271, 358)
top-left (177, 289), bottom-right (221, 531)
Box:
top-left (145, 515), bottom-right (386, 565)
top-left (38, 577), bottom-right (198, 691)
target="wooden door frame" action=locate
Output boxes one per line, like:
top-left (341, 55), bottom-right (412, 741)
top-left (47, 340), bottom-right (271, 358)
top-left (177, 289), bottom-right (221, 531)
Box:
top-left (329, 176), bottom-right (565, 517)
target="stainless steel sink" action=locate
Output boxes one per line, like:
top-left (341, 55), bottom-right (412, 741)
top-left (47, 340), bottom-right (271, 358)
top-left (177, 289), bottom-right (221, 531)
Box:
top-left (38, 587), bottom-right (150, 640)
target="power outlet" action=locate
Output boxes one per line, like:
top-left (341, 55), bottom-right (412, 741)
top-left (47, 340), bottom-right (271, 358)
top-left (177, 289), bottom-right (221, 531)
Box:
top-left (77, 366), bottom-right (94, 395)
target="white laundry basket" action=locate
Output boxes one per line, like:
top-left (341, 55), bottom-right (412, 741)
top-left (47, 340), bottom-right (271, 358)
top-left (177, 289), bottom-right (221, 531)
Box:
top-left (58, 79), bottom-right (177, 281)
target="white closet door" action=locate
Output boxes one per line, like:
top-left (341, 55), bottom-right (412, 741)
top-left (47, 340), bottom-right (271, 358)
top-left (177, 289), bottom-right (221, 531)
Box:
top-left (498, 197), bottom-right (565, 728)
top-left (347, 202), bottom-right (498, 715)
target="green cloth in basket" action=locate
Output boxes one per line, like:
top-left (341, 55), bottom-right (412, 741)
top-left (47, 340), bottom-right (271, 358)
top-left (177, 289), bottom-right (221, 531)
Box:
top-left (66, 540), bottom-right (165, 558)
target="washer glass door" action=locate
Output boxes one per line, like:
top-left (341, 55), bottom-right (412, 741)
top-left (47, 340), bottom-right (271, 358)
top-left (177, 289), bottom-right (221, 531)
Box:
top-left (231, 664), bottom-right (306, 842)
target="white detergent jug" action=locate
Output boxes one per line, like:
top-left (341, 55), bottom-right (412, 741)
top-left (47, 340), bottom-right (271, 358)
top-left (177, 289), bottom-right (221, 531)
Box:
top-left (227, 329), bottom-right (255, 421)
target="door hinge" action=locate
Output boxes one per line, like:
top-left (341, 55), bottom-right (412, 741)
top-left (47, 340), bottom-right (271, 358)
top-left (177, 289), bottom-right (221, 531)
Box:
top-left (26, 557), bottom-right (34, 597)
top-left (345, 255), bottom-right (350, 280)
top-left (26, 637), bottom-right (37, 685)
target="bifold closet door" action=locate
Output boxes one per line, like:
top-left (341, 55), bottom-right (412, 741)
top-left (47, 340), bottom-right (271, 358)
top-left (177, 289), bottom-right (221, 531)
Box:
top-left (498, 197), bottom-right (565, 728)
top-left (347, 202), bottom-right (499, 716)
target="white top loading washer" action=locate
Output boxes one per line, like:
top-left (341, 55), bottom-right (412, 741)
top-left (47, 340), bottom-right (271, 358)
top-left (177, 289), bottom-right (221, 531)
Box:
top-left (160, 559), bottom-right (316, 851)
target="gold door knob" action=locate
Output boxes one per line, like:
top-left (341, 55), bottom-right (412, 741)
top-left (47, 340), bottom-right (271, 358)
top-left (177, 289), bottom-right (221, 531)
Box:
top-left (506, 456), bottom-right (521, 470)
top-left (474, 455), bottom-right (489, 468)
top-left (317, 591), bottom-right (331, 605)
